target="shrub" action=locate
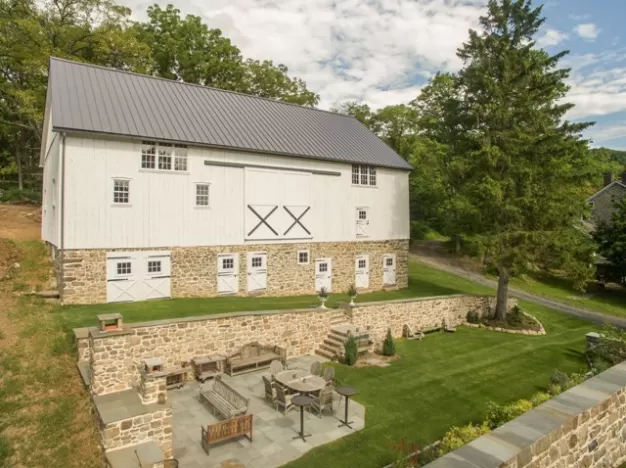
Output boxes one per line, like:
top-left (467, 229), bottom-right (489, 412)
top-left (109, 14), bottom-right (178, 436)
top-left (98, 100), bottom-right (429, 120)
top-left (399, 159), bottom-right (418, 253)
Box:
top-left (318, 286), bottom-right (328, 299)
top-left (388, 440), bottom-right (419, 468)
top-left (344, 334), bottom-right (358, 366)
top-left (438, 423), bottom-right (490, 456)
top-left (547, 383), bottom-right (563, 396)
top-left (382, 328), bottom-right (396, 356)
top-left (507, 305), bottom-right (524, 326)
top-left (466, 310), bottom-right (480, 324)
top-left (567, 371), bottom-right (588, 389)
top-left (550, 369), bottom-right (570, 388)
top-left (410, 221), bottom-right (430, 240)
top-left (484, 400), bottom-right (533, 429)
top-left (347, 284), bottom-right (357, 297)
top-left (530, 392), bottom-right (551, 407)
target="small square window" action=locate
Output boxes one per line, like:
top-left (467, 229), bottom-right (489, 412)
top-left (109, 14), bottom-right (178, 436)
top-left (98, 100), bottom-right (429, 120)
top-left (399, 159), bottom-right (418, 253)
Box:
top-left (148, 261), bottom-right (161, 273)
top-left (386, 257), bottom-right (394, 267)
top-left (369, 166), bottom-right (377, 186)
top-left (251, 256), bottom-right (263, 268)
top-left (222, 258), bottom-right (234, 269)
top-left (113, 179), bottom-right (130, 204)
top-left (298, 250), bottom-right (309, 264)
top-left (319, 263), bottom-right (328, 273)
top-left (196, 184), bottom-right (209, 206)
top-left (117, 262), bottom-right (131, 275)
top-left (358, 259), bottom-right (367, 269)
top-left (358, 210), bottom-right (367, 220)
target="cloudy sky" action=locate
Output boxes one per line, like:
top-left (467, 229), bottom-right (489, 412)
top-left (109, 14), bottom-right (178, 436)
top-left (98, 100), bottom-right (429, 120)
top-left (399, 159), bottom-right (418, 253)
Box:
top-left (123, 0), bottom-right (626, 149)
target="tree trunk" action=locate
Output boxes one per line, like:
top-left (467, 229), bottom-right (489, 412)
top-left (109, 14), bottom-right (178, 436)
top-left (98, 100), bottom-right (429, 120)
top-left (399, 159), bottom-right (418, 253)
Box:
top-left (495, 268), bottom-right (509, 321)
top-left (16, 147), bottom-right (23, 191)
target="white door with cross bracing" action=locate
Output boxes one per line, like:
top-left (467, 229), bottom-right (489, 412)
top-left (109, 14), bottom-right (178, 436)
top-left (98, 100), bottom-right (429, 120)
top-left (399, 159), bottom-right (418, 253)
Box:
top-left (355, 255), bottom-right (369, 289)
top-left (217, 254), bottom-right (239, 295)
top-left (356, 207), bottom-right (369, 238)
top-left (383, 254), bottom-right (396, 285)
top-left (247, 252), bottom-right (267, 292)
top-left (315, 258), bottom-right (332, 293)
top-left (106, 251), bottom-right (171, 303)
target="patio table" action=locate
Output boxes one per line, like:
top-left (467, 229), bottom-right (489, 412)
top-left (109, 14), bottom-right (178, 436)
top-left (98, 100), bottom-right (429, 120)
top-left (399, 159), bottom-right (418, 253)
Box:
top-left (274, 370), bottom-right (326, 394)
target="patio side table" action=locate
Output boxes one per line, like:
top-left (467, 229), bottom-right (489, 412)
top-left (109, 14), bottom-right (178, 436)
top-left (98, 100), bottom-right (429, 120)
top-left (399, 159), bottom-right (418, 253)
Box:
top-left (292, 395), bottom-right (313, 442)
top-left (336, 386), bottom-right (357, 429)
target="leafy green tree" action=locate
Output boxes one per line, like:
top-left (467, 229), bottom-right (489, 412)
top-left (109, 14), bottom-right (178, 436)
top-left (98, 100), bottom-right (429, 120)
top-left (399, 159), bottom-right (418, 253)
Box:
top-left (594, 199), bottom-right (626, 287)
top-left (331, 101), bottom-right (380, 132)
top-left (382, 328), bottom-right (396, 356)
top-left (451, 0), bottom-right (595, 319)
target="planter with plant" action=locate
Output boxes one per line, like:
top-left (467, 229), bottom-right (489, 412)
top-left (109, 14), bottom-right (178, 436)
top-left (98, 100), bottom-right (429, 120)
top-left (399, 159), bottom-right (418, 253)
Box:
top-left (318, 287), bottom-right (328, 309)
top-left (347, 284), bottom-right (358, 306)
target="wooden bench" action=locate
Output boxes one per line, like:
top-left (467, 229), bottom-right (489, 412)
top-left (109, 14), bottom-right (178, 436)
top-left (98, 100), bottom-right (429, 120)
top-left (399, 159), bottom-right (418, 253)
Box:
top-left (225, 342), bottom-right (286, 376)
top-left (200, 376), bottom-right (248, 420)
top-left (201, 414), bottom-right (253, 454)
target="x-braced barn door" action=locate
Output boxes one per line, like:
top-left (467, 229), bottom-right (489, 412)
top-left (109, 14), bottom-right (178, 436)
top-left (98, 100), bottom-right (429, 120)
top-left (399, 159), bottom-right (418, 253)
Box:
top-left (217, 254), bottom-right (239, 295)
top-left (247, 252), bottom-right (267, 293)
top-left (383, 254), bottom-right (396, 285)
top-left (106, 254), bottom-right (138, 303)
top-left (315, 258), bottom-right (332, 293)
top-left (355, 255), bottom-right (369, 289)
top-left (356, 207), bottom-right (369, 238)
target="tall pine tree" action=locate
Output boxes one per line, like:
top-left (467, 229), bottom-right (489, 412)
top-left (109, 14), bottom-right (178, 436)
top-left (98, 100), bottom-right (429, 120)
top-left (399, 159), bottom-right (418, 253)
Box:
top-left (452, 0), bottom-right (595, 319)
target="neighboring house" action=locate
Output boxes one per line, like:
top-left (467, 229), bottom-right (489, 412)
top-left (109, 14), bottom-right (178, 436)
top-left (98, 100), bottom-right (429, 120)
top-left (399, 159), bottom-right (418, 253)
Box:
top-left (588, 172), bottom-right (626, 228)
top-left (40, 58), bottom-right (412, 305)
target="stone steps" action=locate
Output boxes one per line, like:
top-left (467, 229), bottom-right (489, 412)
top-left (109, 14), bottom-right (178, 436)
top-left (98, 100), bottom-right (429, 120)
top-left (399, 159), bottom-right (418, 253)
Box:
top-left (315, 323), bottom-right (371, 360)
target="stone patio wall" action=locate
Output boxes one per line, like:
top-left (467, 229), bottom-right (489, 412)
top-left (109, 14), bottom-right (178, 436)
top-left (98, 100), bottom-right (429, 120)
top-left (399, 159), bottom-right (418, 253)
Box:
top-left (59, 239), bottom-right (409, 304)
top-left (99, 406), bottom-right (173, 458)
top-left (425, 362), bottom-right (626, 468)
top-left (349, 295), bottom-right (516, 346)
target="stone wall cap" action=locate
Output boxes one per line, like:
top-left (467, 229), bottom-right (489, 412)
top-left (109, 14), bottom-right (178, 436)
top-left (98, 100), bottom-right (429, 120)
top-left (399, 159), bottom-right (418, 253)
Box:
top-left (97, 313), bottom-right (123, 320)
top-left (350, 294), bottom-right (494, 308)
top-left (73, 327), bottom-right (90, 339)
top-left (94, 389), bottom-right (171, 424)
top-left (106, 440), bottom-right (163, 468)
top-left (89, 326), bottom-right (133, 339)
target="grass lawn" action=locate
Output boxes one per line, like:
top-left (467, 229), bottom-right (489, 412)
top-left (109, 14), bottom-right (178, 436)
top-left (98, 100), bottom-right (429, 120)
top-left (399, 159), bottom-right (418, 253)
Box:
top-left (508, 272), bottom-right (626, 319)
top-left (284, 303), bottom-right (595, 468)
top-left (57, 260), bottom-right (493, 329)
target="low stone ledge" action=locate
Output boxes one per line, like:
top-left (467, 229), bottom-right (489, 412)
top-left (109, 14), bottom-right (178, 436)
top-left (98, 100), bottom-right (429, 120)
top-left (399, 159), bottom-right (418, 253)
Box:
top-left (463, 312), bottom-right (546, 336)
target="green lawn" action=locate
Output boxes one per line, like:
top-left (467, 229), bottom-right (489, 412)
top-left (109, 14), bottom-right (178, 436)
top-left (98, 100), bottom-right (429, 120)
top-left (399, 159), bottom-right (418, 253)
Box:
top-left (284, 303), bottom-right (595, 468)
top-left (57, 260), bottom-right (493, 329)
top-left (508, 272), bottom-right (626, 319)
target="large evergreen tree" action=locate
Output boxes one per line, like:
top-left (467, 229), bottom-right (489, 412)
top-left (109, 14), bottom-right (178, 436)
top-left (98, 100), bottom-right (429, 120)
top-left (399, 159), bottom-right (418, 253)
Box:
top-left (452, 0), bottom-right (595, 319)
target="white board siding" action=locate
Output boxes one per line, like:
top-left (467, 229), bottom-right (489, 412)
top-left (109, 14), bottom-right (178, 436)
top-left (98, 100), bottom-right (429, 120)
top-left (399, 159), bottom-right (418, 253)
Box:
top-left (41, 130), bottom-right (61, 247)
top-left (62, 135), bottom-right (410, 249)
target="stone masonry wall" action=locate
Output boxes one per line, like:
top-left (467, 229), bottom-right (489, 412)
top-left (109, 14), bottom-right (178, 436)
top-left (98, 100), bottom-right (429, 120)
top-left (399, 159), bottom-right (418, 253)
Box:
top-left (90, 333), bottom-right (133, 395)
top-left (350, 295), bottom-right (517, 346)
top-left (425, 361), bottom-right (626, 468)
top-left (100, 407), bottom-right (173, 458)
top-left (59, 239), bottom-right (408, 304)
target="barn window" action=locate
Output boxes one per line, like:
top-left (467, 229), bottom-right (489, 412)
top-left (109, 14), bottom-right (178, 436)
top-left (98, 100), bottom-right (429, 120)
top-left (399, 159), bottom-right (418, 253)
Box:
top-left (116, 262), bottom-right (131, 275)
top-left (141, 141), bottom-right (156, 169)
top-left (251, 256), bottom-right (263, 268)
top-left (386, 257), bottom-right (394, 267)
top-left (298, 249), bottom-right (309, 264)
top-left (358, 209), bottom-right (367, 220)
top-left (358, 259), bottom-right (367, 269)
top-left (222, 258), bottom-right (234, 269)
top-left (196, 184), bottom-right (210, 206)
top-left (319, 262), bottom-right (328, 273)
top-left (351, 165), bottom-right (377, 186)
top-left (148, 261), bottom-right (161, 273)
top-left (113, 179), bottom-right (130, 204)
top-left (174, 144), bottom-right (188, 171)
top-left (158, 143), bottom-right (172, 170)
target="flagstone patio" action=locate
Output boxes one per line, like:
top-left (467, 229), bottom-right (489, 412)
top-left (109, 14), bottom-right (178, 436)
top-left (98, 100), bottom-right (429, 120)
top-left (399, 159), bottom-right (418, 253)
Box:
top-left (171, 355), bottom-right (366, 468)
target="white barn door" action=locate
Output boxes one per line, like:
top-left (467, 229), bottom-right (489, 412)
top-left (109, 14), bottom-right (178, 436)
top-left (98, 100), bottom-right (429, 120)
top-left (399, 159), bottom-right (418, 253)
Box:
top-left (107, 253), bottom-right (138, 303)
top-left (106, 251), bottom-right (171, 303)
top-left (383, 254), bottom-right (396, 285)
top-left (247, 252), bottom-right (267, 292)
top-left (315, 258), bottom-right (332, 293)
top-left (356, 207), bottom-right (369, 238)
top-left (355, 255), bottom-right (369, 289)
top-left (143, 253), bottom-right (172, 300)
top-left (217, 254), bottom-right (239, 295)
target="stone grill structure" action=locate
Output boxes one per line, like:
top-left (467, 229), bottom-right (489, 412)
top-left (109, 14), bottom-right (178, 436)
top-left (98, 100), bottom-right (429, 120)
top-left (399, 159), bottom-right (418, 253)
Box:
top-left (59, 240), bottom-right (409, 304)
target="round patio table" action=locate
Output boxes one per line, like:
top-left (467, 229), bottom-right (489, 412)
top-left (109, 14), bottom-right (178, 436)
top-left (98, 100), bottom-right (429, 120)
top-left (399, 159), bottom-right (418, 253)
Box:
top-left (292, 395), bottom-right (313, 442)
top-left (274, 370), bottom-right (326, 394)
top-left (336, 386), bottom-right (357, 429)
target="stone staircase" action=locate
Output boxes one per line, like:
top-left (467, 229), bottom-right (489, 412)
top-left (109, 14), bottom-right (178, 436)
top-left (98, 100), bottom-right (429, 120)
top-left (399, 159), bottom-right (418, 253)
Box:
top-left (316, 323), bottom-right (371, 360)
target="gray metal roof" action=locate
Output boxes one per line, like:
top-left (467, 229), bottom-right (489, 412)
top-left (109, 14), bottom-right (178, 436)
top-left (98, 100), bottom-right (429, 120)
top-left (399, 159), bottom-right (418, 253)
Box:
top-left (49, 58), bottom-right (412, 170)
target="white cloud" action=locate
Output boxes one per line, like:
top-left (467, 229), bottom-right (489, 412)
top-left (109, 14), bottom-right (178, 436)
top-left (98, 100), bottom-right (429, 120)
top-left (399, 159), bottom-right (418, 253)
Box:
top-left (569, 14), bottom-right (590, 21)
top-left (587, 122), bottom-right (626, 144)
top-left (574, 23), bottom-right (600, 40)
top-left (535, 28), bottom-right (568, 48)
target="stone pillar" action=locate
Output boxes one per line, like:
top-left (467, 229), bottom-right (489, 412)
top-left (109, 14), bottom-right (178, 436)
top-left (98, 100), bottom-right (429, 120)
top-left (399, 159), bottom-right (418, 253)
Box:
top-left (139, 371), bottom-right (167, 405)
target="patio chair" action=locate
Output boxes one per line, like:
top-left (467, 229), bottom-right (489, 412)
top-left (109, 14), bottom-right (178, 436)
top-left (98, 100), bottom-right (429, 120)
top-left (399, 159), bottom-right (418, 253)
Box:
top-left (310, 361), bottom-right (321, 376)
top-left (262, 375), bottom-right (276, 407)
top-left (270, 359), bottom-right (283, 376)
top-left (323, 366), bottom-right (335, 385)
top-left (310, 385), bottom-right (334, 418)
top-left (275, 384), bottom-right (295, 414)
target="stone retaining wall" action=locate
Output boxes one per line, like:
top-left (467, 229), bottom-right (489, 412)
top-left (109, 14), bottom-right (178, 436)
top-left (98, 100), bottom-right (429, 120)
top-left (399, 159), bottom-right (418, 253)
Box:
top-left (425, 362), bottom-right (626, 468)
top-left (59, 239), bottom-right (409, 304)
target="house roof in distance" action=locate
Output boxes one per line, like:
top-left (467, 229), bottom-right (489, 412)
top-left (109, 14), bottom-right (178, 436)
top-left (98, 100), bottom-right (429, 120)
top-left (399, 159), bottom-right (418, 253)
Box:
top-left (49, 58), bottom-right (412, 170)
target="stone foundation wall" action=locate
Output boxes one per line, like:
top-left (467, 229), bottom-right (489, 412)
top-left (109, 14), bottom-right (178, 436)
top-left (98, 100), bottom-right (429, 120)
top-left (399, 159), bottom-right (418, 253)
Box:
top-left (90, 333), bottom-right (133, 395)
top-left (425, 362), bottom-right (626, 468)
top-left (59, 239), bottom-right (408, 304)
top-left (350, 295), bottom-right (517, 346)
top-left (100, 407), bottom-right (173, 458)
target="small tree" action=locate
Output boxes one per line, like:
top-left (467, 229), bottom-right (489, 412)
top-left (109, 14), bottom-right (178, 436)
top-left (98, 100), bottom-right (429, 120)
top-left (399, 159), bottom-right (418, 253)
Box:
top-left (344, 334), bottom-right (358, 366)
top-left (382, 328), bottom-right (396, 356)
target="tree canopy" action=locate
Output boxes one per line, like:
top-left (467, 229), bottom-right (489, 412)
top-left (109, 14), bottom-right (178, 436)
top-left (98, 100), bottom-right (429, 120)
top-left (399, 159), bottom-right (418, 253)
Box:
top-left (594, 199), bottom-right (626, 288)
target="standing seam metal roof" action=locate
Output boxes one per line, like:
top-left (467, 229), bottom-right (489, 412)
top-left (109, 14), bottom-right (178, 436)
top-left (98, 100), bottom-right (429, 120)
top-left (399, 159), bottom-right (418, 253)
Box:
top-left (49, 57), bottom-right (412, 170)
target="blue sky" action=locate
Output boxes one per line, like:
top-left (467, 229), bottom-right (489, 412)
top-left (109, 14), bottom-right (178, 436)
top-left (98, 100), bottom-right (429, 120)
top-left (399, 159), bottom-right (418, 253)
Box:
top-left (124, 0), bottom-right (626, 149)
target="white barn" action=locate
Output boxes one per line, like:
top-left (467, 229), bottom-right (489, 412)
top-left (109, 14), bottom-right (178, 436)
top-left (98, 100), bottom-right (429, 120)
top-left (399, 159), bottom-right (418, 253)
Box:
top-left (40, 58), bottom-right (411, 304)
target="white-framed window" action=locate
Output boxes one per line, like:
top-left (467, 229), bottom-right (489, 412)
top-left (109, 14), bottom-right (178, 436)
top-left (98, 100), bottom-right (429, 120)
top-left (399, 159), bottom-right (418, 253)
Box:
top-left (251, 256), bottom-right (263, 268)
top-left (116, 262), bottom-right (131, 275)
top-left (147, 260), bottom-right (161, 273)
top-left (196, 183), bottom-right (210, 206)
top-left (386, 257), bottom-right (394, 267)
top-left (358, 259), bottom-right (367, 269)
top-left (358, 209), bottom-right (367, 220)
top-left (351, 164), bottom-right (377, 186)
top-left (222, 257), bottom-right (234, 269)
top-left (298, 249), bottom-right (309, 265)
top-left (174, 144), bottom-right (188, 171)
top-left (113, 179), bottom-right (130, 204)
top-left (158, 143), bottom-right (172, 170)
top-left (141, 141), bottom-right (156, 169)
top-left (319, 262), bottom-right (328, 273)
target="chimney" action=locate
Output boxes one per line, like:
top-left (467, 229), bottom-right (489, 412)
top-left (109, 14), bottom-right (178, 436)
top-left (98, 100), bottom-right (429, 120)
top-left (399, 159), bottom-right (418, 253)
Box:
top-left (604, 172), bottom-right (613, 187)
top-left (97, 313), bottom-right (123, 332)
